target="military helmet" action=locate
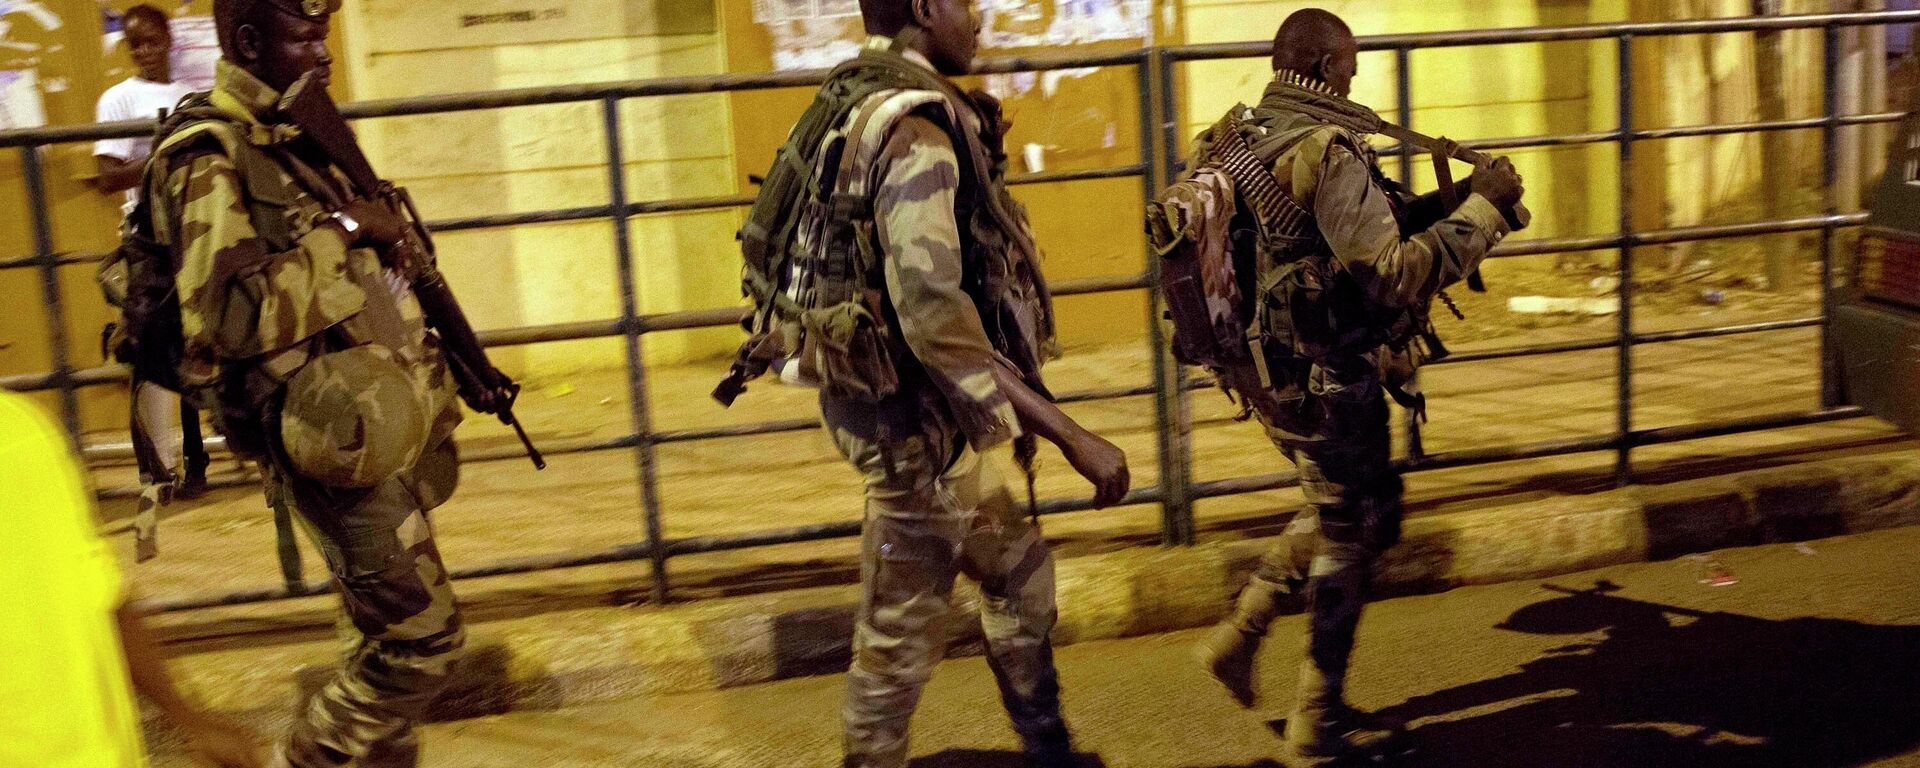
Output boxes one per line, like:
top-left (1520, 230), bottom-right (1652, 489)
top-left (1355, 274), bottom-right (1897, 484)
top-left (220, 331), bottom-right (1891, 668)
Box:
top-left (279, 345), bottom-right (429, 487)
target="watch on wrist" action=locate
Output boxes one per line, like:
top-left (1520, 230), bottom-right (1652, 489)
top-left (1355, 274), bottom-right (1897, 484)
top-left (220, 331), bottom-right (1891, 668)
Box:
top-left (331, 210), bottom-right (361, 239)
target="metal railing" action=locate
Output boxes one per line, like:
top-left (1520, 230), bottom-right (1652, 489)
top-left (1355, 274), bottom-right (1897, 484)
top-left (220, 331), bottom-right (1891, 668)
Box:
top-left (3, 10), bottom-right (1913, 613)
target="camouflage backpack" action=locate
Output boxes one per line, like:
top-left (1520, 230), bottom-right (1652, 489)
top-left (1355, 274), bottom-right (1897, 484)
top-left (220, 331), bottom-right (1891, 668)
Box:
top-left (713, 43), bottom-right (1057, 409)
top-left (1146, 106), bottom-right (1321, 422)
top-left (97, 94), bottom-right (297, 393)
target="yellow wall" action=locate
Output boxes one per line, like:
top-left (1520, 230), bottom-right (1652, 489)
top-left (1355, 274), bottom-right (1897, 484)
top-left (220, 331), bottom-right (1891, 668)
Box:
top-left (1, 0), bottom-right (1891, 421)
top-left (1180, 0), bottom-right (1629, 247)
top-left (0, 0), bottom-right (351, 436)
top-left (337, 0), bottom-right (740, 376)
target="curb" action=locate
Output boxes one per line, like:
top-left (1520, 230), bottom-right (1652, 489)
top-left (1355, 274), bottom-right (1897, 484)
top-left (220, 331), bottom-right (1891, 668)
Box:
top-left (168, 449), bottom-right (1920, 728)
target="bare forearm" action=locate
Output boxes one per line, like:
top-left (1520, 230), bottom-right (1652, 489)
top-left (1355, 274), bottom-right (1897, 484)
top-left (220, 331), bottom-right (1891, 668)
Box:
top-left (96, 156), bottom-right (142, 193)
top-left (991, 363), bottom-right (1086, 449)
top-left (116, 602), bottom-right (205, 726)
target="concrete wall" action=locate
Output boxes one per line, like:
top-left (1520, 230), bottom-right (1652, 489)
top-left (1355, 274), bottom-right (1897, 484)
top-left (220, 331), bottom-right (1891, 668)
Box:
top-left (336, 0), bottom-right (740, 376)
top-left (0, 0), bottom-right (1902, 434)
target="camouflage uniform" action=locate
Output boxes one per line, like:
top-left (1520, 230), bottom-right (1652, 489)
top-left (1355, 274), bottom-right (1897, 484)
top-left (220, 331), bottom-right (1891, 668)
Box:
top-left (817, 38), bottom-right (1068, 768)
top-left (154, 58), bottom-right (464, 768)
top-left (1200, 69), bottom-right (1511, 757)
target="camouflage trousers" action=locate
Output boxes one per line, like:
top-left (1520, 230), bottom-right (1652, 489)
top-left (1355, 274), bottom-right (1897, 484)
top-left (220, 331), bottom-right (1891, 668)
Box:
top-left (823, 399), bottom-right (1067, 768)
top-left (1253, 393), bottom-right (1404, 710)
top-left (269, 438), bottom-right (466, 768)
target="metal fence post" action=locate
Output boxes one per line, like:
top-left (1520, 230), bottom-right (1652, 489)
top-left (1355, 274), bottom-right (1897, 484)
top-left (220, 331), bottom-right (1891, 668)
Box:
top-left (21, 146), bottom-right (80, 444)
top-left (1614, 34), bottom-right (1636, 486)
top-left (1395, 46), bottom-right (1426, 461)
top-left (602, 97), bottom-right (671, 602)
top-left (1141, 49), bottom-right (1194, 545)
top-left (1820, 23), bottom-right (1842, 408)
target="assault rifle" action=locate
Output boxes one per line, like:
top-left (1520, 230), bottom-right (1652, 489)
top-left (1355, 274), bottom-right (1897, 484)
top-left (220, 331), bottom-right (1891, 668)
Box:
top-left (279, 71), bottom-right (545, 470)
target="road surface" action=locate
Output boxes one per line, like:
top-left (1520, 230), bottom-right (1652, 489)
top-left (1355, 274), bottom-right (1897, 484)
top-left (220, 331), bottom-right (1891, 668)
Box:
top-left (158, 525), bottom-right (1920, 768)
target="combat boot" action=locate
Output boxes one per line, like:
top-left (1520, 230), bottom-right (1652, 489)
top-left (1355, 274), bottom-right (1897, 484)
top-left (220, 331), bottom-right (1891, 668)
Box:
top-left (177, 453), bottom-right (211, 500)
top-left (1197, 577), bottom-right (1295, 707)
top-left (1278, 670), bottom-right (1408, 766)
top-left (1021, 727), bottom-right (1078, 768)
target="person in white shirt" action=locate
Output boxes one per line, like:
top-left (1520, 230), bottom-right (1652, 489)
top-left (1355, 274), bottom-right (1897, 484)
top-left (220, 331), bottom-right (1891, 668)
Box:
top-left (94, 4), bottom-right (208, 561)
top-left (95, 4), bottom-right (197, 204)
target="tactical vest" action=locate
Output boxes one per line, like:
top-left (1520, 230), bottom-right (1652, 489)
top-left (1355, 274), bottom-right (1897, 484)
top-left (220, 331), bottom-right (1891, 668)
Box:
top-left (108, 93), bottom-right (457, 461)
top-left (1164, 105), bottom-right (1437, 416)
top-left (714, 44), bottom-right (1057, 408)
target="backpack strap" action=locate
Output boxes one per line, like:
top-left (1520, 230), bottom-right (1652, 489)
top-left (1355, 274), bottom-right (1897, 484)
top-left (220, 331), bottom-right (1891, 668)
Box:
top-left (146, 112), bottom-right (300, 254)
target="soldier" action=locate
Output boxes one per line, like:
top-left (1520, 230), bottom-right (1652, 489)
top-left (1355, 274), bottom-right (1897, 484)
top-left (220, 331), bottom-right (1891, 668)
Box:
top-left (145, 1), bottom-right (492, 765)
top-left (1190, 8), bottom-right (1525, 767)
top-left (717, 1), bottom-right (1130, 765)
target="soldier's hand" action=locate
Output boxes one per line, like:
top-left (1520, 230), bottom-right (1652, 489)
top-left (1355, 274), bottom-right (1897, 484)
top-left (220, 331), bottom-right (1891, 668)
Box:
top-left (181, 714), bottom-right (266, 768)
top-left (1474, 155), bottom-right (1524, 211)
top-left (341, 198), bottom-right (411, 249)
top-left (1063, 431), bottom-right (1130, 508)
top-left (457, 366), bottom-right (516, 415)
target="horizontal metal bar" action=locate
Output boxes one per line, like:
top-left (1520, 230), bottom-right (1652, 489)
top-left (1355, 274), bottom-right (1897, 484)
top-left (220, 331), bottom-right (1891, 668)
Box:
top-left (1431, 337), bottom-right (1621, 366)
top-left (0, 54), bottom-right (1153, 149)
top-left (1166, 9), bottom-right (1920, 62)
top-left (1434, 317), bottom-right (1824, 366)
top-left (652, 418), bottom-right (820, 444)
top-left (0, 251), bottom-right (108, 270)
top-left (2, 202), bottom-right (1859, 395)
top-left (8, 11), bottom-right (1909, 150)
top-left (479, 319), bottom-right (628, 347)
top-left (1631, 316), bottom-right (1821, 344)
top-left (1377, 111), bottom-right (1906, 157)
top-left (425, 204), bottom-right (613, 233)
top-left (1629, 405), bottom-right (1864, 444)
top-left (1489, 212), bottom-right (1869, 260)
top-left (137, 403), bottom-right (1869, 612)
top-left (1007, 164), bottom-right (1148, 186)
top-left (626, 194), bottom-right (756, 216)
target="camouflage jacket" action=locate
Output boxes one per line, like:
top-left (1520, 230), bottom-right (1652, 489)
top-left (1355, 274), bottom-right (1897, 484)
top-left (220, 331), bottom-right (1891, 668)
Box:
top-left (151, 60), bottom-right (459, 456)
top-left (1239, 70), bottom-right (1511, 436)
top-left (820, 38), bottom-right (1041, 451)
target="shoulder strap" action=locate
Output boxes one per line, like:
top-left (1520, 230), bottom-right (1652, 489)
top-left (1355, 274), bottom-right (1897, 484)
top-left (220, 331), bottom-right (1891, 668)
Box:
top-left (147, 114), bottom-right (298, 252)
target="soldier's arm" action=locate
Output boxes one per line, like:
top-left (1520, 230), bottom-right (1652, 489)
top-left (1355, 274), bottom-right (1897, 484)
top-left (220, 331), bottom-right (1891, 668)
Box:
top-left (1312, 144), bottom-right (1508, 309)
top-left (875, 113), bottom-right (1130, 503)
top-left (1393, 178), bottom-right (1474, 235)
top-left (874, 113), bottom-right (1020, 450)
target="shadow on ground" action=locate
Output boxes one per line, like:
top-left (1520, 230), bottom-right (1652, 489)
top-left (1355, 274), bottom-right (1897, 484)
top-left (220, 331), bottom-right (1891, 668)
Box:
top-left (909, 749), bottom-right (1109, 767)
top-left (1367, 580), bottom-right (1920, 768)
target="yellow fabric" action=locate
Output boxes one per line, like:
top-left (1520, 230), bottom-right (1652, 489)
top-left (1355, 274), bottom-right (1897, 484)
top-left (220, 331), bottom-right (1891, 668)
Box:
top-left (0, 393), bottom-right (145, 768)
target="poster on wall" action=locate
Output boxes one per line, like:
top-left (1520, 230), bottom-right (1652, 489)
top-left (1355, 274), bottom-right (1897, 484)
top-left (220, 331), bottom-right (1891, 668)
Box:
top-left (0, 0), bottom-right (61, 129)
top-left (97, 1), bottom-right (215, 90)
top-left (754, 0), bottom-right (1154, 87)
top-left (166, 11), bottom-right (217, 90)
